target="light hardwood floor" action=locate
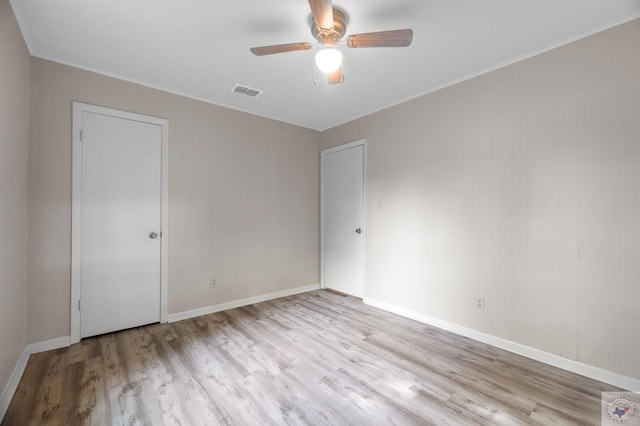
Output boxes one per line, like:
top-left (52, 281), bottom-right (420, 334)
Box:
top-left (3, 290), bottom-right (619, 425)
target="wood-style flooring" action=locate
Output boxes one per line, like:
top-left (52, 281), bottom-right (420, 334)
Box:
top-left (3, 290), bottom-right (619, 425)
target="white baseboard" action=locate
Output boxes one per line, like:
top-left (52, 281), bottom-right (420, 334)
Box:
top-left (0, 347), bottom-right (30, 422)
top-left (364, 297), bottom-right (640, 392)
top-left (167, 283), bottom-right (321, 323)
top-left (25, 336), bottom-right (71, 355)
top-left (0, 335), bottom-right (71, 421)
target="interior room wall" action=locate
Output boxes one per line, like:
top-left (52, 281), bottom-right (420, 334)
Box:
top-left (0, 0), bottom-right (30, 399)
top-left (27, 58), bottom-right (321, 343)
top-left (320, 19), bottom-right (640, 381)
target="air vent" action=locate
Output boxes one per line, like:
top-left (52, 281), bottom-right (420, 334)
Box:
top-left (231, 84), bottom-right (263, 98)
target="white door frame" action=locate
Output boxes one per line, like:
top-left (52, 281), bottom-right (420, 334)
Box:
top-left (71, 102), bottom-right (169, 344)
top-left (320, 138), bottom-right (367, 295)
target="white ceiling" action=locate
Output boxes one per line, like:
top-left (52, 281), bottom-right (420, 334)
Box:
top-left (10, 0), bottom-right (640, 131)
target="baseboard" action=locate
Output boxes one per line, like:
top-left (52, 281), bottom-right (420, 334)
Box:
top-left (167, 283), bottom-right (321, 323)
top-left (25, 336), bottom-right (71, 355)
top-left (0, 335), bottom-right (72, 422)
top-left (364, 297), bottom-right (640, 392)
top-left (0, 347), bottom-right (30, 421)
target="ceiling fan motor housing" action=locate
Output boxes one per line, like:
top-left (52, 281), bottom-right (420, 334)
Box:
top-left (311, 8), bottom-right (347, 45)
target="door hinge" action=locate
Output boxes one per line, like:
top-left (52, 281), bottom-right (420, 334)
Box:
top-left (78, 299), bottom-right (82, 311)
top-left (79, 129), bottom-right (84, 142)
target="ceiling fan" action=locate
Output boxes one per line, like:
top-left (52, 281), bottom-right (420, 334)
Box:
top-left (249, 0), bottom-right (413, 85)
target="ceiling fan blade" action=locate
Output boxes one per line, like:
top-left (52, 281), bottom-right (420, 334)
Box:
top-left (327, 66), bottom-right (343, 85)
top-left (308, 0), bottom-right (334, 31)
top-left (250, 42), bottom-right (312, 56)
top-left (346, 29), bottom-right (413, 48)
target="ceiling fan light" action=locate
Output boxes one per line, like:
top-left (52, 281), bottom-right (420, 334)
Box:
top-left (315, 47), bottom-right (342, 73)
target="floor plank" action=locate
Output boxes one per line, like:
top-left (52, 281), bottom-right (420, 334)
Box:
top-left (2, 290), bottom-right (621, 425)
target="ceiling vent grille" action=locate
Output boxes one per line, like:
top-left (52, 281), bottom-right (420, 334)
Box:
top-left (231, 84), bottom-right (263, 98)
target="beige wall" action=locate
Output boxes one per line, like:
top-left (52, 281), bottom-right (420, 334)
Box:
top-left (321, 19), bottom-right (640, 380)
top-left (0, 0), bottom-right (30, 396)
top-left (28, 58), bottom-right (321, 342)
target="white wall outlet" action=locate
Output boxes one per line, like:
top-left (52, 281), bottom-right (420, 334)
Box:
top-left (210, 277), bottom-right (217, 288)
top-left (475, 296), bottom-right (485, 310)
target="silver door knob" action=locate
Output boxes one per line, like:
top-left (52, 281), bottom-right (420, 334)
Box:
top-left (355, 228), bottom-right (362, 234)
top-left (149, 232), bottom-right (158, 239)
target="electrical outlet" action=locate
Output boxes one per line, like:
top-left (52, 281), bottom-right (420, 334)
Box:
top-left (210, 277), bottom-right (217, 288)
top-left (475, 296), bottom-right (485, 311)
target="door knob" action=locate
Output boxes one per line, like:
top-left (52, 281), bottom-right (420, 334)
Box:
top-left (355, 228), bottom-right (362, 234)
top-left (149, 232), bottom-right (158, 239)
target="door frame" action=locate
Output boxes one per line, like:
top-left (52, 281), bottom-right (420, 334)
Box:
top-left (70, 102), bottom-right (169, 344)
top-left (320, 138), bottom-right (367, 296)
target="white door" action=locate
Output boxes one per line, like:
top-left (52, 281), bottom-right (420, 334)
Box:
top-left (79, 111), bottom-right (162, 338)
top-left (321, 141), bottom-right (366, 298)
